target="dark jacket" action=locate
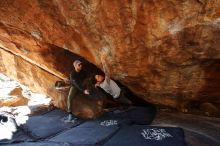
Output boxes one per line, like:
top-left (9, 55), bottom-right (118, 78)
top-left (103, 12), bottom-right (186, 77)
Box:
top-left (69, 70), bottom-right (88, 92)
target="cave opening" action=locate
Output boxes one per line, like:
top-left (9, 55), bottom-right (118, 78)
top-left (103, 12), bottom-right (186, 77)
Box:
top-left (0, 73), bottom-right (51, 140)
top-left (0, 73), bottom-right (51, 114)
top-left (49, 45), bottom-right (155, 114)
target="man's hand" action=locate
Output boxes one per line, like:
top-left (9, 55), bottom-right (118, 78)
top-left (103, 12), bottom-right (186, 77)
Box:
top-left (63, 78), bottom-right (70, 83)
top-left (84, 89), bottom-right (90, 95)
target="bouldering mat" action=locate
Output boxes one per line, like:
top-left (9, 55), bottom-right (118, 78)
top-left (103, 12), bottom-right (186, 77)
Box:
top-left (102, 106), bottom-right (156, 125)
top-left (49, 120), bottom-right (119, 146)
top-left (0, 115), bottom-right (33, 145)
top-left (21, 109), bottom-right (83, 139)
top-left (103, 125), bottom-right (186, 146)
top-left (0, 130), bottom-right (33, 145)
top-left (2, 141), bottom-right (72, 146)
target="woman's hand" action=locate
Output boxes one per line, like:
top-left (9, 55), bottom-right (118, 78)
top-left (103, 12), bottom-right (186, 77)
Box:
top-left (84, 89), bottom-right (90, 95)
top-left (100, 53), bottom-right (107, 63)
top-left (95, 82), bottom-right (100, 88)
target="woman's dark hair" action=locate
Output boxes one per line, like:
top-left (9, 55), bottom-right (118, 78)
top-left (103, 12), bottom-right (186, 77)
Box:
top-left (95, 71), bottom-right (105, 77)
top-left (91, 73), bottom-right (97, 84)
top-left (90, 71), bottom-right (105, 84)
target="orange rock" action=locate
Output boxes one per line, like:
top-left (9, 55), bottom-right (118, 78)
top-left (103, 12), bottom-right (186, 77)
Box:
top-left (0, 87), bottom-right (28, 107)
top-left (9, 87), bottom-right (23, 96)
top-left (0, 96), bottom-right (28, 107)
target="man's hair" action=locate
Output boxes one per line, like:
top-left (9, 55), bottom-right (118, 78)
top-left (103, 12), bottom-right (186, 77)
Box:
top-left (73, 59), bottom-right (82, 67)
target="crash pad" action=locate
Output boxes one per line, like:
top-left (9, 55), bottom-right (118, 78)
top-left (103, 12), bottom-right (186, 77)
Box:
top-left (0, 115), bottom-right (33, 145)
top-left (49, 120), bottom-right (119, 146)
top-left (1, 141), bottom-right (71, 146)
top-left (0, 130), bottom-right (33, 145)
top-left (102, 106), bottom-right (156, 125)
top-left (21, 109), bottom-right (83, 139)
top-left (103, 125), bottom-right (186, 146)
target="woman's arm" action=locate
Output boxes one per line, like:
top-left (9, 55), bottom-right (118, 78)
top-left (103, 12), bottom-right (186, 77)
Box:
top-left (100, 54), bottom-right (111, 84)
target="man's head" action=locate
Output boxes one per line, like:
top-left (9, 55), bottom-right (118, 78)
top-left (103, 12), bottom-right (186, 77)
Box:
top-left (73, 60), bottom-right (82, 72)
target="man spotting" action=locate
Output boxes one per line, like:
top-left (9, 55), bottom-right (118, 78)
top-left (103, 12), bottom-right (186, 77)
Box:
top-left (65, 59), bottom-right (90, 123)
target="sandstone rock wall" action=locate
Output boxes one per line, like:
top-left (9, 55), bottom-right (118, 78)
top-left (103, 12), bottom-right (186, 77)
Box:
top-left (0, 0), bottom-right (220, 115)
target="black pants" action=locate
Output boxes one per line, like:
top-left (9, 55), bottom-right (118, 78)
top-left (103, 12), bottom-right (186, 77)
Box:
top-left (114, 89), bottom-right (132, 106)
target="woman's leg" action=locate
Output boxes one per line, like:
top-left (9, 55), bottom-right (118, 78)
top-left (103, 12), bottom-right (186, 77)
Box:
top-left (116, 90), bottom-right (132, 106)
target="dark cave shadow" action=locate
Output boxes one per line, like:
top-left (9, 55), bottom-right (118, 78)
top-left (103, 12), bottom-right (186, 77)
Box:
top-left (194, 59), bottom-right (220, 116)
top-left (39, 44), bottom-right (100, 77)
top-left (177, 59), bottom-right (220, 117)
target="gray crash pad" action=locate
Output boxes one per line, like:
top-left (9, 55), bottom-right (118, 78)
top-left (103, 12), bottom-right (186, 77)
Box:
top-left (103, 125), bottom-right (186, 146)
top-left (49, 120), bottom-right (119, 146)
top-left (21, 109), bottom-right (83, 139)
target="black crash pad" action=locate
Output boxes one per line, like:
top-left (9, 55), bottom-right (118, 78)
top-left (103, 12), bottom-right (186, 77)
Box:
top-left (0, 115), bottom-right (33, 145)
top-left (102, 106), bottom-right (156, 125)
top-left (103, 125), bottom-right (186, 146)
top-left (76, 117), bottom-right (123, 129)
top-left (2, 141), bottom-right (72, 146)
top-left (0, 130), bottom-right (33, 145)
top-left (21, 109), bottom-right (83, 139)
top-left (49, 120), bottom-right (119, 146)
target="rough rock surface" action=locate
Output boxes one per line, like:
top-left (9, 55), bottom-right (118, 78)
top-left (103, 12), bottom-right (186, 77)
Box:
top-left (0, 87), bottom-right (28, 107)
top-left (0, 0), bottom-right (220, 116)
